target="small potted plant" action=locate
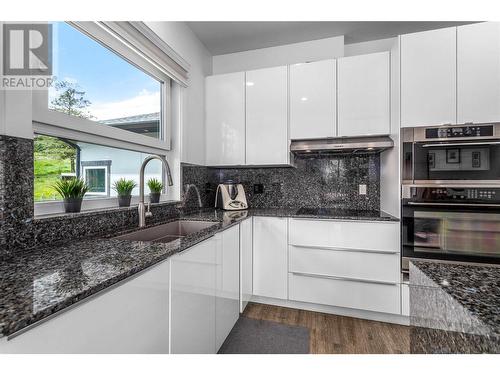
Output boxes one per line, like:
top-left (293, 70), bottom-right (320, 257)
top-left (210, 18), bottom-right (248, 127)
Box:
top-left (113, 178), bottom-right (137, 207)
top-left (53, 178), bottom-right (89, 213)
top-left (147, 178), bottom-right (163, 204)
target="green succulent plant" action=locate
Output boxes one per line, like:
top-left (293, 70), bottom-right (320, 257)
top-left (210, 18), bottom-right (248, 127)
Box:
top-left (147, 178), bottom-right (164, 193)
top-left (113, 178), bottom-right (137, 196)
top-left (53, 178), bottom-right (89, 199)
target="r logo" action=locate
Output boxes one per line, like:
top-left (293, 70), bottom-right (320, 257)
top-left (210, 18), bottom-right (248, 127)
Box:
top-left (3, 23), bottom-right (52, 76)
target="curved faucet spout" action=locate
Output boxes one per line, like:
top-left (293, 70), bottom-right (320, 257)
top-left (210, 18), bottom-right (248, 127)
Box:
top-left (138, 155), bottom-right (174, 227)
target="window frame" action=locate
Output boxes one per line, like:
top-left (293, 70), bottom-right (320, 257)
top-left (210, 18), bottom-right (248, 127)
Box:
top-left (81, 161), bottom-right (111, 197)
top-left (32, 22), bottom-right (179, 216)
top-left (32, 21), bottom-right (172, 155)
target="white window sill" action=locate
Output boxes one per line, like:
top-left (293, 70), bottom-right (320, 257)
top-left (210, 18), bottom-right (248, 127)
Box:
top-left (34, 195), bottom-right (179, 218)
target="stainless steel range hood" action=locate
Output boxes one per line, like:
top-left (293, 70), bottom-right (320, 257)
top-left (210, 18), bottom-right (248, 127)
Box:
top-left (290, 136), bottom-right (394, 155)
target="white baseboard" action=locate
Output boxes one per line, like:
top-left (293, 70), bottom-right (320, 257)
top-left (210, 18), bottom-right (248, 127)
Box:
top-left (249, 295), bottom-right (410, 326)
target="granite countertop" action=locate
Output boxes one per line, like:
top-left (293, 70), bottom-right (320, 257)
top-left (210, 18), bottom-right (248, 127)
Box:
top-left (247, 207), bottom-right (399, 222)
top-left (410, 260), bottom-right (500, 338)
top-left (0, 207), bottom-right (397, 339)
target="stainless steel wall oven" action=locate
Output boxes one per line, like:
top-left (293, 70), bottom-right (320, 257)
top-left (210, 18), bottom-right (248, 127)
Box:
top-left (401, 124), bottom-right (500, 271)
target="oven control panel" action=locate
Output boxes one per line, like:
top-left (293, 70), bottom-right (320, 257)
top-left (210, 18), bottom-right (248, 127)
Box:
top-left (410, 187), bottom-right (500, 203)
top-left (425, 125), bottom-right (494, 139)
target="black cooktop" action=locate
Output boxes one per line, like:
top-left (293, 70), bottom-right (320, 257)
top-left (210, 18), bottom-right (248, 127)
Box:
top-left (295, 207), bottom-right (396, 220)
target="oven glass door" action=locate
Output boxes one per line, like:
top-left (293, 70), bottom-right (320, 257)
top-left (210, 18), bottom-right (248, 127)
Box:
top-left (413, 142), bottom-right (500, 182)
top-left (403, 206), bottom-right (500, 263)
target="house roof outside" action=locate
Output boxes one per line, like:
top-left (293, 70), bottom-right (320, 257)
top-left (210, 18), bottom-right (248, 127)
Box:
top-left (100, 112), bottom-right (160, 136)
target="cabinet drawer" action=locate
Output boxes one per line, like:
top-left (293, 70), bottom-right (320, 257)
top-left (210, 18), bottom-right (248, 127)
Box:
top-left (289, 273), bottom-right (401, 315)
top-left (289, 245), bottom-right (400, 283)
top-left (289, 219), bottom-right (399, 252)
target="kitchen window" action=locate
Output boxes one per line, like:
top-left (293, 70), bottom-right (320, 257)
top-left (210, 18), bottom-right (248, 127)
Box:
top-left (32, 21), bottom-right (188, 215)
top-left (34, 134), bottom-right (164, 216)
top-left (32, 21), bottom-right (191, 155)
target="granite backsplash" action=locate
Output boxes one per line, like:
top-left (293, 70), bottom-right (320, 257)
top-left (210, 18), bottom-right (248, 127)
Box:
top-left (0, 135), bottom-right (182, 258)
top-left (1, 133), bottom-right (381, 258)
top-left (182, 153), bottom-right (381, 211)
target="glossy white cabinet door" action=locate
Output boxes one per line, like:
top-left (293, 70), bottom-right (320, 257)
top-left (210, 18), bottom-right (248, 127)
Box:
top-left (338, 52), bottom-right (390, 136)
top-left (240, 218), bottom-right (253, 313)
top-left (289, 245), bottom-right (400, 284)
top-left (246, 66), bottom-right (289, 165)
top-left (216, 226), bottom-right (241, 351)
top-left (289, 59), bottom-right (337, 139)
top-left (401, 27), bottom-right (457, 127)
top-left (205, 72), bottom-right (246, 166)
top-left (289, 273), bottom-right (401, 315)
top-left (458, 22), bottom-right (500, 124)
top-left (0, 260), bottom-right (170, 354)
top-left (171, 238), bottom-right (216, 354)
top-left (253, 217), bottom-right (288, 299)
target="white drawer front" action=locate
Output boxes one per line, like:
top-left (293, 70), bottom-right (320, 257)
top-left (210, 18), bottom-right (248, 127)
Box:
top-left (289, 273), bottom-right (401, 315)
top-left (289, 219), bottom-right (399, 252)
top-left (289, 245), bottom-right (400, 284)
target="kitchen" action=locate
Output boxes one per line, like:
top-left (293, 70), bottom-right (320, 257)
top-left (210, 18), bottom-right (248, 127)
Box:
top-left (0, 2), bottom-right (499, 373)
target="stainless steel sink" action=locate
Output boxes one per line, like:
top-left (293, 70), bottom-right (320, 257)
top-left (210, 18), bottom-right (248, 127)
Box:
top-left (114, 220), bottom-right (218, 244)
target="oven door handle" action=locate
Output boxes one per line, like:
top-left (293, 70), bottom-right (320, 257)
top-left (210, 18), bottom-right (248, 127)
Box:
top-left (407, 202), bottom-right (500, 208)
top-left (422, 141), bottom-right (500, 147)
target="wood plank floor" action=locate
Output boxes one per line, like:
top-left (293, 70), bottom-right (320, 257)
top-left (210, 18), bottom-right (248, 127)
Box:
top-left (242, 303), bottom-right (410, 354)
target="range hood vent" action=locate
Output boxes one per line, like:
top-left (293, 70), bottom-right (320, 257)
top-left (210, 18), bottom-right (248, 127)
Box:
top-left (290, 136), bottom-right (394, 155)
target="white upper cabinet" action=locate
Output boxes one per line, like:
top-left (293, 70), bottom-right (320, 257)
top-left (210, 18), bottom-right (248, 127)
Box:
top-left (401, 27), bottom-right (457, 127)
top-left (246, 66), bottom-right (289, 165)
top-left (338, 52), bottom-right (390, 136)
top-left (457, 22), bottom-right (500, 124)
top-left (290, 59), bottom-right (337, 139)
top-left (205, 72), bottom-right (246, 166)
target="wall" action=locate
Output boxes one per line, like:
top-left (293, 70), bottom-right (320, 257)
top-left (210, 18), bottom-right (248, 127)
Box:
top-left (212, 36), bottom-right (344, 74)
top-left (182, 153), bottom-right (381, 211)
top-left (146, 22), bottom-right (213, 166)
top-left (344, 37), bottom-right (397, 57)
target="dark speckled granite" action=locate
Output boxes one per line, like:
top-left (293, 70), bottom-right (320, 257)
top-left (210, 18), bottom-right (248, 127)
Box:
top-left (0, 207), bottom-right (397, 338)
top-left (183, 153), bottom-right (380, 210)
top-left (0, 135), bottom-right (35, 258)
top-left (410, 260), bottom-right (500, 353)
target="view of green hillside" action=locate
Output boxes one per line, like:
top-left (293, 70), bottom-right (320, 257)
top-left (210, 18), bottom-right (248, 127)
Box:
top-left (34, 135), bottom-right (77, 201)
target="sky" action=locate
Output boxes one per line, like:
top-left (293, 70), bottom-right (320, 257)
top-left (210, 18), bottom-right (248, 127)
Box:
top-left (49, 22), bottom-right (161, 121)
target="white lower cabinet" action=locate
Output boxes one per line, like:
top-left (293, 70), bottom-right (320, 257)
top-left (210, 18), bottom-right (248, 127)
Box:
top-left (170, 238), bottom-right (217, 354)
top-left (289, 245), bottom-right (400, 284)
top-left (1, 216), bottom-right (404, 354)
top-left (288, 273), bottom-right (401, 315)
top-left (240, 218), bottom-right (253, 313)
top-left (0, 259), bottom-right (170, 354)
top-left (215, 226), bottom-right (241, 351)
top-left (253, 217), bottom-right (288, 300)
top-left (287, 218), bottom-right (401, 315)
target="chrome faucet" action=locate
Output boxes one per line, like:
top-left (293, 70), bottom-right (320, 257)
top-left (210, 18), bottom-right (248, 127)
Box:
top-left (183, 184), bottom-right (203, 208)
top-left (138, 155), bottom-right (174, 228)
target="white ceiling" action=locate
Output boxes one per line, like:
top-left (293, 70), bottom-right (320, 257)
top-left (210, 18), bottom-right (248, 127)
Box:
top-left (186, 21), bottom-right (477, 55)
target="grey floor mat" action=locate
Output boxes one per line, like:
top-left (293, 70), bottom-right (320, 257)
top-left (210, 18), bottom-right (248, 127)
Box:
top-left (218, 317), bottom-right (310, 354)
